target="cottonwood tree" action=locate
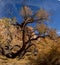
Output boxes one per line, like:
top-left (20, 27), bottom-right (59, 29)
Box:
top-left (0, 5), bottom-right (54, 59)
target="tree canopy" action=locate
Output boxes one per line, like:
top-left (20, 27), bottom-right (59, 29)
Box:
top-left (0, 4), bottom-right (58, 59)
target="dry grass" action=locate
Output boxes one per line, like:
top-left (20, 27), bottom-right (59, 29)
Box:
top-left (28, 45), bottom-right (60, 65)
top-left (0, 18), bottom-right (60, 65)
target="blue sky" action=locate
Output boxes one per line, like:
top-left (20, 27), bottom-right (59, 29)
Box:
top-left (0, 0), bottom-right (60, 35)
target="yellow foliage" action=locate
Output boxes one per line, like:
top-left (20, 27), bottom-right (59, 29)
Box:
top-left (0, 18), bottom-right (11, 27)
top-left (36, 23), bottom-right (48, 34)
top-left (35, 9), bottom-right (49, 20)
top-left (20, 6), bottom-right (33, 17)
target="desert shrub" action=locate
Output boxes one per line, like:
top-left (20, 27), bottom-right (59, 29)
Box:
top-left (29, 46), bottom-right (60, 65)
